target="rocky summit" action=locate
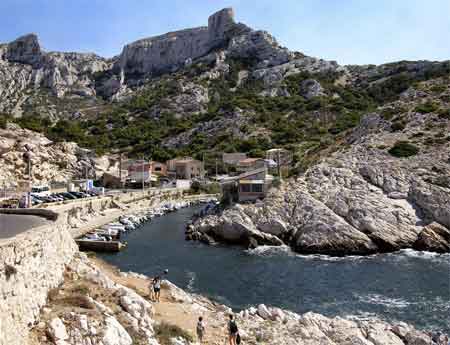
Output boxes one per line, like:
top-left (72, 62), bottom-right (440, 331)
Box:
top-left (1, 8), bottom-right (449, 254)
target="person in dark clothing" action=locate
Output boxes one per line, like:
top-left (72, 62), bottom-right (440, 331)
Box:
top-left (196, 316), bottom-right (205, 343)
top-left (153, 276), bottom-right (161, 302)
top-left (228, 314), bottom-right (238, 345)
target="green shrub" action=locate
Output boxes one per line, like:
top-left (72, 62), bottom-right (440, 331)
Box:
top-left (0, 114), bottom-right (10, 129)
top-left (391, 121), bottom-right (406, 132)
top-left (388, 141), bottom-right (419, 157)
top-left (154, 322), bottom-right (193, 345)
top-left (429, 85), bottom-right (447, 93)
top-left (438, 108), bottom-right (450, 119)
top-left (415, 101), bottom-right (439, 114)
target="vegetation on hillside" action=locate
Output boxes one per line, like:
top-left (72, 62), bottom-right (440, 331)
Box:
top-left (388, 141), bottom-right (420, 158)
top-left (4, 58), bottom-right (449, 174)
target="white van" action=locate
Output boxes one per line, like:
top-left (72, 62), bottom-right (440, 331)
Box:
top-left (31, 185), bottom-right (50, 197)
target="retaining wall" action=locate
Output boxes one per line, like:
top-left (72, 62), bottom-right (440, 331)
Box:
top-left (0, 216), bottom-right (77, 345)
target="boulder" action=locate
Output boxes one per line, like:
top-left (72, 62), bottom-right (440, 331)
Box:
top-left (413, 222), bottom-right (450, 253)
top-left (118, 287), bottom-right (154, 319)
top-left (300, 79), bottom-right (325, 99)
top-left (257, 304), bottom-right (272, 320)
top-left (404, 330), bottom-right (433, 345)
top-left (47, 317), bottom-right (68, 342)
top-left (102, 316), bottom-right (133, 345)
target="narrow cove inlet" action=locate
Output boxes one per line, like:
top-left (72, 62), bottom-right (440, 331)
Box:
top-left (99, 205), bottom-right (450, 334)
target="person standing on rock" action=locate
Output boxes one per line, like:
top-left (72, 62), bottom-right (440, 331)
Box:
top-left (196, 316), bottom-right (205, 343)
top-left (153, 276), bottom-right (161, 302)
top-left (148, 278), bottom-right (155, 301)
top-left (228, 314), bottom-right (239, 345)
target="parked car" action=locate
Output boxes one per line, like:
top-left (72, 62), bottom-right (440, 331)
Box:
top-left (61, 192), bottom-right (77, 200)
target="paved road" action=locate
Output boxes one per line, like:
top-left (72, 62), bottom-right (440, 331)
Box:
top-left (0, 214), bottom-right (48, 239)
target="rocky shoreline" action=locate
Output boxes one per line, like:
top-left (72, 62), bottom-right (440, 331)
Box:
top-left (188, 108), bottom-right (450, 256)
top-left (30, 253), bottom-right (447, 345)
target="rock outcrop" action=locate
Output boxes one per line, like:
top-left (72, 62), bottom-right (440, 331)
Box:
top-left (0, 214), bottom-right (77, 345)
top-left (0, 123), bottom-right (119, 187)
top-left (0, 33), bottom-right (109, 111)
top-left (115, 7), bottom-right (292, 82)
top-left (31, 256), bottom-right (445, 345)
top-left (192, 95), bottom-right (450, 255)
top-left (4, 34), bottom-right (42, 65)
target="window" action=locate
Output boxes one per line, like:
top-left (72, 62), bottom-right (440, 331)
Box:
top-left (251, 184), bottom-right (263, 193)
top-left (155, 167), bottom-right (161, 171)
top-left (240, 184), bottom-right (251, 193)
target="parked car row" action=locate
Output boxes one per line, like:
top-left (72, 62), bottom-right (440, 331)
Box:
top-left (21, 190), bottom-right (101, 207)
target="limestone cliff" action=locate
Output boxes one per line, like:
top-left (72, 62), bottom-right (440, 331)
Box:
top-left (0, 34), bottom-right (110, 116)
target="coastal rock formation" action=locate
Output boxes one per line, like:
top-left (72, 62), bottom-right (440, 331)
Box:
top-left (192, 91), bottom-right (450, 255)
top-left (34, 254), bottom-right (160, 345)
top-left (31, 256), bottom-right (444, 345)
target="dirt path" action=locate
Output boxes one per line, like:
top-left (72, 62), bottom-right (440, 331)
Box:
top-left (90, 257), bottom-right (228, 345)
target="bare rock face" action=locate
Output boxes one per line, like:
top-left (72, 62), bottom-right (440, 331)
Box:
top-left (116, 7), bottom-right (293, 81)
top-left (0, 35), bottom-right (110, 114)
top-left (300, 78), bottom-right (325, 99)
top-left (208, 7), bottom-right (236, 47)
top-left (5, 34), bottom-right (42, 65)
top-left (414, 222), bottom-right (450, 253)
top-left (117, 8), bottom-right (236, 78)
top-left (227, 30), bottom-right (293, 68)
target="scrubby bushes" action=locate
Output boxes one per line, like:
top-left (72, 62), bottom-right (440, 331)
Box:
top-left (391, 121), bottom-right (406, 132)
top-left (0, 114), bottom-right (8, 129)
top-left (415, 101), bottom-right (439, 114)
top-left (154, 321), bottom-right (193, 345)
top-left (438, 108), bottom-right (450, 119)
top-left (388, 141), bottom-right (419, 157)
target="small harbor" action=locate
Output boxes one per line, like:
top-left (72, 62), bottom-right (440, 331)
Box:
top-left (75, 198), bottom-right (218, 252)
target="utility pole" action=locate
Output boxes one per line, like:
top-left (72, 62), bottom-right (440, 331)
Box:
top-left (277, 150), bottom-right (282, 181)
top-left (202, 152), bottom-right (205, 180)
top-left (119, 153), bottom-right (122, 190)
top-left (141, 156), bottom-right (145, 193)
top-left (23, 150), bottom-right (33, 208)
top-left (215, 158), bottom-right (218, 179)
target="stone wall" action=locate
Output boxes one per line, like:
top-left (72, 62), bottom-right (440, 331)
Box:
top-left (0, 217), bottom-right (77, 345)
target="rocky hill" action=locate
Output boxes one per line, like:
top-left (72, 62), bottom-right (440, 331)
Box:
top-left (0, 8), bottom-right (449, 254)
top-left (0, 123), bottom-right (119, 187)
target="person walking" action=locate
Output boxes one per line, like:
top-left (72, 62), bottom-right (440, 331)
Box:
top-left (153, 276), bottom-right (161, 302)
top-left (148, 278), bottom-right (155, 302)
top-left (227, 314), bottom-right (239, 345)
top-left (196, 316), bottom-right (205, 343)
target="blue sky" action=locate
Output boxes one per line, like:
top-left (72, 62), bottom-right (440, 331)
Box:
top-left (1, 0), bottom-right (449, 65)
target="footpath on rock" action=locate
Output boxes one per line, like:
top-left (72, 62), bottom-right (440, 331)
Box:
top-left (28, 252), bottom-right (445, 345)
